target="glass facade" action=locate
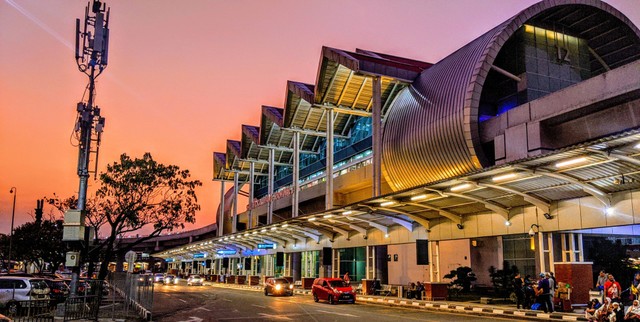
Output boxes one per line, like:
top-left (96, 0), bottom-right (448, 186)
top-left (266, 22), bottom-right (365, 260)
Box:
top-left (338, 247), bottom-right (366, 283)
top-left (502, 234), bottom-right (536, 278)
top-left (480, 24), bottom-right (591, 120)
top-left (301, 250), bottom-right (320, 278)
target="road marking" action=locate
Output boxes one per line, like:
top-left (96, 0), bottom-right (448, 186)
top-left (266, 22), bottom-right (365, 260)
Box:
top-left (178, 299), bottom-right (188, 303)
top-left (194, 307), bottom-right (212, 312)
top-left (316, 310), bottom-right (358, 317)
top-left (222, 298), bottom-right (232, 302)
top-left (176, 317), bottom-right (203, 322)
top-left (252, 304), bottom-right (267, 308)
top-left (257, 313), bottom-right (292, 320)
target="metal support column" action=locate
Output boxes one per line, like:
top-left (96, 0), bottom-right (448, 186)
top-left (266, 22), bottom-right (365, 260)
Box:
top-left (249, 162), bottom-right (255, 228)
top-left (325, 108), bottom-right (334, 210)
top-left (292, 131), bottom-right (300, 218)
top-left (232, 171), bottom-right (239, 233)
top-left (218, 180), bottom-right (226, 237)
top-left (372, 76), bottom-right (382, 197)
top-left (268, 148), bottom-right (275, 224)
top-left (429, 241), bottom-right (440, 282)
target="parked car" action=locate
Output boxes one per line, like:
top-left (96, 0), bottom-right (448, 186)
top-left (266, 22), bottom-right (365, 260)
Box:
top-left (0, 276), bottom-right (50, 315)
top-left (264, 278), bottom-right (293, 296)
top-left (43, 279), bottom-right (69, 305)
top-left (153, 273), bottom-right (165, 283)
top-left (164, 274), bottom-right (178, 285)
top-left (187, 275), bottom-right (203, 286)
top-left (311, 278), bottom-right (355, 304)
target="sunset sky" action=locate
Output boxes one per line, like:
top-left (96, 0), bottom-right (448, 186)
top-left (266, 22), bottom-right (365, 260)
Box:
top-left (1, 0), bottom-right (639, 236)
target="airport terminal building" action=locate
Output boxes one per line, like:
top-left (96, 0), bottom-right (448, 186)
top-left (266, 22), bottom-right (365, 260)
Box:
top-left (155, 0), bottom-right (640, 304)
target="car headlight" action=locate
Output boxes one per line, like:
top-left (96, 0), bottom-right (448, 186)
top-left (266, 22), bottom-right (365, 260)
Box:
top-left (275, 284), bottom-right (282, 291)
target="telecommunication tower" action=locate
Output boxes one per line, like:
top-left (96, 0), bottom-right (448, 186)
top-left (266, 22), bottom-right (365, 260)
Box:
top-left (63, 0), bottom-right (110, 295)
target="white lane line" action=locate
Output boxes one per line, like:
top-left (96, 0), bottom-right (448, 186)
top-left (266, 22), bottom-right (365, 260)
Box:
top-left (257, 313), bottom-right (293, 320)
top-left (316, 310), bottom-right (358, 317)
top-left (252, 304), bottom-right (267, 308)
top-left (222, 298), bottom-right (232, 302)
top-left (178, 299), bottom-right (188, 303)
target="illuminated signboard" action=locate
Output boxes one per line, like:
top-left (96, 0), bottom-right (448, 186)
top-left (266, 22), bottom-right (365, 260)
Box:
top-left (216, 249), bottom-right (237, 255)
top-left (165, 258), bottom-right (174, 263)
top-left (257, 243), bottom-right (276, 249)
top-left (193, 253), bottom-right (206, 259)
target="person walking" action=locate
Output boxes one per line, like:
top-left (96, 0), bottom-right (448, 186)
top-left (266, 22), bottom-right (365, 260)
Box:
top-left (537, 272), bottom-right (554, 313)
top-left (513, 272), bottom-right (525, 309)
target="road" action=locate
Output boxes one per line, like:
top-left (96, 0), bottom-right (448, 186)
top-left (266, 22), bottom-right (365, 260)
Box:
top-left (152, 282), bottom-right (515, 322)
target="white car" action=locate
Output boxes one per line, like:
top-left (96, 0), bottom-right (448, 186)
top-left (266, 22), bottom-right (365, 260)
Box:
top-left (187, 275), bottom-right (204, 286)
top-left (153, 273), bottom-right (164, 283)
top-left (0, 277), bottom-right (50, 315)
top-left (164, 274), bottom-right (178, 285)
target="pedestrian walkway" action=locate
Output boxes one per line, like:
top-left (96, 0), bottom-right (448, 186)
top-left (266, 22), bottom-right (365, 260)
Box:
top-left (206, 282), bottom-right (588, 321)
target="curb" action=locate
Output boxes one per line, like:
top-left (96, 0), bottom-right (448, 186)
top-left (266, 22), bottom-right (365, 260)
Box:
top-left (205, 282), bottom-right (587, 321)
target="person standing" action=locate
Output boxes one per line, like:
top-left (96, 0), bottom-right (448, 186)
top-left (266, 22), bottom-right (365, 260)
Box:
top-left (631, 272), bottom-right (640, 300)
top-left (513, 273), bottom-right (525, 309)
top-left (343, 271), bottom-right (351, 285)
top-left (605, 274), bottom-right (623, 303)
top-left (596, 271), bottom-right (608, 291)
top-left (537, 272), bottom-right (554, 313)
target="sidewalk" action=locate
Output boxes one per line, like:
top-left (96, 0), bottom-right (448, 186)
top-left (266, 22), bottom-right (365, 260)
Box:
top-left (207, 282), bottom-right (588, 321)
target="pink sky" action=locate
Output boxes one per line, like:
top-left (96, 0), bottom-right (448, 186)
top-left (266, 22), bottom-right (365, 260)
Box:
top-left (1, 0), bottom-right (639, 235)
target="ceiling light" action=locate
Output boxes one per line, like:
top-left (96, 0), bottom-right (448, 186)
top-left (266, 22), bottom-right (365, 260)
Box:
top-left (271, 227), bottom-right (277, 231)
top-left (323, 214), bottom-right (333, 219)
top-left (451, 183), bottom-right (472, 192)
top-left (606, 207), bottom-right (614, 215)
top-left (281, 224), bottom-right (288, 228)
top-left (261, 229), bottom-right (267, 233)
top-left (308, 217), bottom-right (316, 221)
top-left (505, 221), bottom-right (512, 226)
top-left (555, 157), bottom-right (588, 168)
top-left (380, 201), bottom-right (396, 207)
top-left (244, 233), bottom-right (250, 237)
top-left (635, 143), bottom-right (640, 149)
top-left (492, 173), bottom-right (517, 182)
top-left (342, 210), bottom-right (353, 215)
top-left (384, 233), bottom-right (389, 238)
top-left (252, 231), bottom-right (258, 234)
top-left (410, 194), bottom-right (427, 201)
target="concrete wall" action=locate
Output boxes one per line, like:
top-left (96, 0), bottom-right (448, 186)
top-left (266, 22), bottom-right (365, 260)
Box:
top-left (439, 239), bottom-right (471, 282)
top-left (387, 243), bottom-right (429, 285)
top-left (470, 237), bottom-right (503, 286)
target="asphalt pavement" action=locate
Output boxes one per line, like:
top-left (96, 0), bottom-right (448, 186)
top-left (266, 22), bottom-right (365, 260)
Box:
top-left (152, 281), bottom-right (578, 322)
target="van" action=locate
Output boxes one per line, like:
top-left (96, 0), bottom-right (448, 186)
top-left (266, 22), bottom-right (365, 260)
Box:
top-left (0, 277), bottom-right (50, 315)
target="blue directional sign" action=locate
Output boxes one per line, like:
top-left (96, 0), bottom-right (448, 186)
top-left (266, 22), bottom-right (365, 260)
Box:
top-left (216, 249), bottom-right (237, 255)
top-left (257, 243), bottom-right (276, 249)
top-left (165, 258), bottom-right (174, 263)
top-left (193, 253), bottom-right (206, 259)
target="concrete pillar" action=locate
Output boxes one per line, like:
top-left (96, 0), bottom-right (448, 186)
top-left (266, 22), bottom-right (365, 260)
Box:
top-left (218, 180), bottom-right (225, 237)
top-left (292, 131), bottom-right (300, 218)
top-left (325, 108), bottom-right (334, 210)
top-left (372, 76), bottom-right (382, 197)
top-left (232, 171), bottom-right (239, 233)
top-left (249, 162), bottom-right (255, 228)
top-left (268, 148), bottom-right (275, 224)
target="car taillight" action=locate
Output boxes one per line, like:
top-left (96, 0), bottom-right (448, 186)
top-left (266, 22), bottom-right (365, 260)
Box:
top-left (53, 289), bottom-right (61, 293)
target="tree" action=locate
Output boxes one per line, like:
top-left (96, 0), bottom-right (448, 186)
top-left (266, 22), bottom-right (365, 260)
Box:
top-left (444, 266), bottom-right (477, 293)
top-left (94, 153), bottom-right (202, 279)
top-left (10, 220), bottom-right (68, 272)
top-left (489, 261), bottom-right (518, 299)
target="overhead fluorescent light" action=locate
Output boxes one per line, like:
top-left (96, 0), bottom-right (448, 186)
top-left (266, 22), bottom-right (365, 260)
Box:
top-left (260, 229), bottom-right (267, 233)
top-left (323, 214), bottom-right (333, 219)
top-left (281, 224), bottom-right (289, 228)
top-left (555, 157), bottom-right (587, 168)
top-left (492, 173), bottom-right (517, 182)
top-left (451, 183), bottom-right (472, 192)
top-left (410, 194), bottom-right (427, 201)
top-left (342, 210), bottom-right (353, 215)
top-left (380, 201), bottom-right (396, 207)
top-left (308, 217), bottom-right (316, 221)
top-left (271, 227), bottom-right (277, 231)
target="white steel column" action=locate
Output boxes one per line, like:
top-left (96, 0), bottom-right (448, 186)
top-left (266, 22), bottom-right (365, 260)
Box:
top-left (249, 162), bottom-right (255, 228)
top-left (538, 232), bottom-right (546, 272)
top-left (577, 233), bottom-right (584, 262)
top-left (547, 232), bottom-right (555, 272)
top-left (429, 241), bottom-right (441, 282)
top-left (372, 76), bottom-right (382, 197)
top-left (268, 148), bottom-right (275, 224)
top-left (218, 180), bottom-right (225, 237)
top-left (233, 171), bottom-right (239, 233)
top-left (292, 131), bottom-right (300, 218)
top-left (325, 108), bottom-right (334, 210)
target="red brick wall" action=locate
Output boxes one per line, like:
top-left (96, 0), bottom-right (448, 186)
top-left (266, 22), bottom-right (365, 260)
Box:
top-left (554, 263), bottom-right (593, 305)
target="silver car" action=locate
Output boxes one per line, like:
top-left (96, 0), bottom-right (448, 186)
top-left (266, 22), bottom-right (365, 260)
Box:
top-left (0, 277), bottom-right (50, 315)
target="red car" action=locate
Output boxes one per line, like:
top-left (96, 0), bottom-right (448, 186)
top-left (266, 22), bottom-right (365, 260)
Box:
top-left (311, 277), bottom-right (356, 304)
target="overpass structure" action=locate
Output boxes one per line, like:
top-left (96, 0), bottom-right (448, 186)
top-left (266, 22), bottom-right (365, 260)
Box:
top-left (154, 0), bottom-right (640, 305)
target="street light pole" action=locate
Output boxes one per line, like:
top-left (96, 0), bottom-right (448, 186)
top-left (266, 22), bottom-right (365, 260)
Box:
top-left (8, 187), bottom-right (16, 271)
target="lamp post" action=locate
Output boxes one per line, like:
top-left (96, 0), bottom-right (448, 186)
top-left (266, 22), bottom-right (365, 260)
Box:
top-left (8, 187), bottom-right (16, 271)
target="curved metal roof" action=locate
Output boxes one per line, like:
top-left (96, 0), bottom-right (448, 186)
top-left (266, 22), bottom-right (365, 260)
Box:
top-left (382, 0), bottom-right (640, 192)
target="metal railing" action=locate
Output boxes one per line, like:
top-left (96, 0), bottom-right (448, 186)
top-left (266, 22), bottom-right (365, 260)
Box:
top-left (108, 272), bottom-right (153, 320)
top-left (1, 299), bottom-right (54, 322)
